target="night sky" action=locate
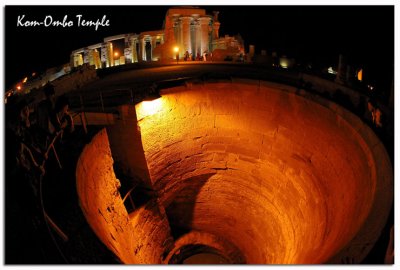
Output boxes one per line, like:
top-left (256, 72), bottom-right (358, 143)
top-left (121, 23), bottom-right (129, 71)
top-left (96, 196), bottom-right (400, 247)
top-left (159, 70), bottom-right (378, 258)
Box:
top-left (5, 5), bottom-right (394, 89)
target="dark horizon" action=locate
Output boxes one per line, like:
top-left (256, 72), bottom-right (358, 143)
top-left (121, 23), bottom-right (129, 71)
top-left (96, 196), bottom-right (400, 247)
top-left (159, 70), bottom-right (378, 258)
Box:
top-left (5, 5), bottom-right (394, 89)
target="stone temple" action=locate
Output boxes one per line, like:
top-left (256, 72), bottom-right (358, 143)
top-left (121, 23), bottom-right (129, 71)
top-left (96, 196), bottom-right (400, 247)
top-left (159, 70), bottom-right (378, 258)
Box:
top-left (70, 7), bottom-right (244, 68)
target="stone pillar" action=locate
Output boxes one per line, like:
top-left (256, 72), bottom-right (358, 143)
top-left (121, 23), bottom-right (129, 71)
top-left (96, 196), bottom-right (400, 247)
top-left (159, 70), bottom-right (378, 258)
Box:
top-left (180, 16), bottom-right (192, 55)
top-left (101, 42), bottom-right (113, 67)
top-left (195, 21), bottom-right (201, 56)
top-left (173, 17), bottom-right (180, 48)
top-left (166, 14), bottom-right (179, 46)
top-left (88, 49), bottom-right (95, 66)
top-left (72, 53), bottom-right (83, 67)
top-left (109, 42), bottom-right (114, 67)
top-left (213, 21), bottom-right (220, 40)
top-left (93, 49), bottom-right (101, 69)
top-left (141, 38), bottom-right (146, 61)
top-left (132, 39), bottom-right (138, 63)
top-left (190, 23), bottom-right (197, 57)
top-left (199, 16), bottom-right (211, 54)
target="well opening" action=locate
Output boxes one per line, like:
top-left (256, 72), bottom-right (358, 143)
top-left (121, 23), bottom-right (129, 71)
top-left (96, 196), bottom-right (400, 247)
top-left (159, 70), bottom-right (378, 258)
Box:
top-left (76, 79), bottom-right (393, 264)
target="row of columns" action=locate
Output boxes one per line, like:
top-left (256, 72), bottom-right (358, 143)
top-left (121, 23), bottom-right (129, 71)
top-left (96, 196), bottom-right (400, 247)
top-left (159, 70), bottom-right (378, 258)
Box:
top-left (71, 34), bottom-right (164, 68)
top-left (173, 16), bottom-right (214, 57)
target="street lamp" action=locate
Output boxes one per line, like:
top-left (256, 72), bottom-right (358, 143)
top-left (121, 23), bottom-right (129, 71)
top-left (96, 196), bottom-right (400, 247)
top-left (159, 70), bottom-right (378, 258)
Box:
top-left (114, 51), bottom-right (120, 66)
top-left (174, 47), bottom-right (179, 64)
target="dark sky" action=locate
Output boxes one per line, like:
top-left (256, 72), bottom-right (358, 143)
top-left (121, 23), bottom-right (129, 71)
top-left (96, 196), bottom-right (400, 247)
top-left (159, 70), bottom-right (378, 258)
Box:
top-left (5, 5), bottom-right (394, 89)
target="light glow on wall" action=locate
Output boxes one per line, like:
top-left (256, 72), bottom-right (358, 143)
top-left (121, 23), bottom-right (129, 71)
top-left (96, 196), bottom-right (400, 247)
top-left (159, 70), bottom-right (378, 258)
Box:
top-left (136, 98), bottom-right (163, 119)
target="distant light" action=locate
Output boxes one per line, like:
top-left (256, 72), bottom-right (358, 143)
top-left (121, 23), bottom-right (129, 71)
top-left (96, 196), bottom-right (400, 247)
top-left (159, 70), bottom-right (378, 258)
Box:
top-left (368, 84), bottom-right (374, 91)
top-left (173, 46), bottom-right (179, 53)
top-left (22, 77), bottom-right (28, 83)
top-left (16, 85), bottom-right (22, 91)
top-left (114, 52), bottom-right (119, 57)
top-left (327, 67), bottom-right (337, 75)
top-left (357, 69), bottom-right (363, 81)
top-left (32, 72), bottom-right (36, 76)
top-left (280, 60), bottom-right (288, 69)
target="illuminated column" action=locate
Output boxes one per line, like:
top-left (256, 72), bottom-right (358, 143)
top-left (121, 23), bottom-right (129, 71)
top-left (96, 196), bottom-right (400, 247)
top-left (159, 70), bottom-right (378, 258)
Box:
top-left (212, 11), bottom-right (220, 40)
top-left (166, 14), bottom-right (179, 47)
top-left (93, 49), bottom-right (101, 68)
top-left (132, 38), bottom-right (138, 63)
top-left (72, 54), bottom-right (83, 67)
top-left (151, 36), bottom-right (157, 61)
top-left (199, 17), bottom-right (211, 54)
top-left (173, 16), bottom-right (180, 47)
top-left (101, 42), bottom-right (113, 67)
top-left (109, 42), bottom-right (114, 67)
top-left (195, 20), bottom-right (201, 56)
top-left (212, 22), bottom-right (220, 39)
top-left (141, 38), bottom-right (146, 61)
top-left (88, 49), bottom-right (95, 66)
top-left (180, 16), bottom-right (192, 54)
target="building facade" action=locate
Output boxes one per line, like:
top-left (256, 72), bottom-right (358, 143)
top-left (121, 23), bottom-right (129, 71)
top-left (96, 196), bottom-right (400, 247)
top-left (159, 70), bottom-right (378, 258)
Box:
top-left (71, 7), bottom-right (244, 68)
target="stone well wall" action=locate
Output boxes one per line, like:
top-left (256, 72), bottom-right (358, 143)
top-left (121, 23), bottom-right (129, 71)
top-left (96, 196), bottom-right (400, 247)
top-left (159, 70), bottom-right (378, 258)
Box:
top-left (135, 79), bottom-right (392, 264)
top-left (76, 79), bottom-right (392, 264)
top-left (76, 129), bottom-right (173, 264)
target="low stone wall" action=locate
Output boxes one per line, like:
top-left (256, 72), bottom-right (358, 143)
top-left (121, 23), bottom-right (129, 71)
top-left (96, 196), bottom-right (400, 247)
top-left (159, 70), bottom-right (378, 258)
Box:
top-left (53, 65), bottom-right (98, 96)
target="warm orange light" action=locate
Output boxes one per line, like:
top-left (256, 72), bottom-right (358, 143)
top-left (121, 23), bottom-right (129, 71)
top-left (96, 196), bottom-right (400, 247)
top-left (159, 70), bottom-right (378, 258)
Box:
top-left (16, 85), bottom-right (22, 91)
top-left (114, 52), bottom-right (119, 57)
top-left (173, 46), bottom-right (179, 53)
top-left (136, 98), bottom-right (163, 119)
top-left (357, 69), bottom-right (363, 81)
top-left (22, 77), bottom-right (28, 83)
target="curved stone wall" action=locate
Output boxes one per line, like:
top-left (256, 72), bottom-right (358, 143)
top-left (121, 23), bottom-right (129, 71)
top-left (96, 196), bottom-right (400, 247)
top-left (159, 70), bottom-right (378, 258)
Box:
top-left (76, 129), bottom-right (173, 264)
top-left (76, 79), bottom-right (392, 264)
top-left (135, 79), bottom-right (392, 264)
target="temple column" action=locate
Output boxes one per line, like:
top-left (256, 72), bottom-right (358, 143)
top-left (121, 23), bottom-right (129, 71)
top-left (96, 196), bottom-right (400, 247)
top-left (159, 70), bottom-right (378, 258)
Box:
top-left (195, 21), bottom-right (201, 56)
top-left (180, 16), bottom-right (192, 55)
top-left (101, 42), bottom-right (114, 67)
top-left (199, 17), bottom-right (211, 54)
top-left (141, 38), bottom-right (146, 61)
top-left (213, 21), bottom-right (220, 40)
top-left (132, 38), bottom-right (138, 63)
top-left (212, 11), bottom-right (220, 40)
